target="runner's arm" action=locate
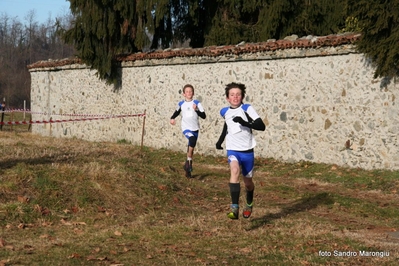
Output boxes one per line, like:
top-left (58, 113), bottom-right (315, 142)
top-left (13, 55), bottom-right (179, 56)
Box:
top-left (196, 110), bottom-right (206, 119)
top-left (170, 108), bottom-right (181, 119)
top-left (216, 122), bottom-right (227, 149)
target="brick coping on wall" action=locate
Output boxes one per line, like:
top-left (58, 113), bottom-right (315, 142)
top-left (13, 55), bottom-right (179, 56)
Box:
top-left (27, 33), bottom-right (360, 70)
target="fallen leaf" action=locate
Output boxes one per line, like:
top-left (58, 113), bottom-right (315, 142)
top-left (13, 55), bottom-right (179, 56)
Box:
top-left (24, 245), bottom-right (34, 251)
top-left (41, 208), bottom-right (51, 215)
top-left (0, 259), bottom-right (11, 266)
top-left (68, 253), bottom-right (81, 259)
top-left (240, 247), bottom-right (252, 253)
top-left (60, 219), bottom-right (72, 226)
top-left (73, 228), bottom-right (84, 234)
top-left (41, 221), bottom-right (53, 226)
top-left (17, 195), bottom-right (30, 203)
top-left (158, 185), bottom-right (167, 190)
top-left (173, 197), bottom-right (180, 203)
top-left (86, 256), bottom-right (97, 261)
top-left (35, 205), bottom-right (50, 215)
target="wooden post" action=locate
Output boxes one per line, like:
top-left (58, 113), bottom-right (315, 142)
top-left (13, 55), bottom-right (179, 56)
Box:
top-left (23, 100), bottom-right (26, 121)
top-left (0, 103), bottom-right (4, 131)
top-left (10, 111), bottom-right (13, 131)
top-left (141, 109), bottom-right (146, 150)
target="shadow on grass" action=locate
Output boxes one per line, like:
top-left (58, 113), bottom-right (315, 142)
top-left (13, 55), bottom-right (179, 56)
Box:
top-left (0, 156), bottom-right (67, 171)
top-left (249, 192), bottom-right (334, 230)
top-left (195, 173), bottom-right (213, 180)
top-left (0, 151), bottom-right (117, 173)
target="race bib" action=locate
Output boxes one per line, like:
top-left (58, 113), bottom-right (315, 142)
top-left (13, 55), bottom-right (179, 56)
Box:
top-left (186, 107), bottom-right (193, 117)
top-left (228, 115), bottom-right (242, 134)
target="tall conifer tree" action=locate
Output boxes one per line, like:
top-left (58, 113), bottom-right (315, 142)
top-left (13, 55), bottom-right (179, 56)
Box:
top-left (65, 0), bottom-right (399, 84)
top-left (63, 0), bottom-right (144, 84)
top-left (63, 0), bottom-right (178, 83)
top-left (349, 0), bottom-right (399, 78)
top-left (203, 0), bottom-right (348, 46)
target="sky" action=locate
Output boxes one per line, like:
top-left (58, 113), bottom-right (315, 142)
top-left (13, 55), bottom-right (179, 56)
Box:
top-left (0, 0), bottom-right (70, 24)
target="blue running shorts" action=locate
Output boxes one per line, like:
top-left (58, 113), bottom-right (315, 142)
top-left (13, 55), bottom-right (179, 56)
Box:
top-left (227, 150), bottom-right (254, 178)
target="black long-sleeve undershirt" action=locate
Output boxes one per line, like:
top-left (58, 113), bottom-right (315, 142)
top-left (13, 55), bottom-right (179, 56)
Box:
top-left (170, 108), bottom-right (206, 120)
top-left (170, 109), bottom-right (181, 119)
top-left (216, 117), bottom-right (265, 149)
top-left (216, 122), bottom-right (227, 149)
top-left (196, 110), bottom-right (206, 119)
top-left (246, 117), bottom-right (266, 131)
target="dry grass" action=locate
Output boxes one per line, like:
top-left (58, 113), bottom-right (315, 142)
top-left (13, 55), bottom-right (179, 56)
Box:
top-left (1, 131), bottom-right (399, 265)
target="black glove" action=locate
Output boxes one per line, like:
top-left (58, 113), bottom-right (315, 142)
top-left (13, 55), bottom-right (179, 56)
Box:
top-left (233, 116), bottom-right (251, 127)
top-left (216, 142), bottom-right (223, 150)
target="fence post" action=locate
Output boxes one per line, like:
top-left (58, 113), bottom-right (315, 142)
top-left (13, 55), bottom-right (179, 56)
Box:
top-left (141, 109), bottom-right (146, 150)
top-left (23, 100), bottom-right (26, 121)
top-left (10, 111), bottom-right (13, 131)
top-left (0, 103), bottom-right (4, 131)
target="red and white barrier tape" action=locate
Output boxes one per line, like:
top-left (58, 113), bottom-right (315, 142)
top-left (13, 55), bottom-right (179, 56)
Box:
top-left (4, 109), bottom-right (27, 111)
top-left (1, 109), bottom-right (142, 117)
top-left (0, 113), bottom-right (145, 125)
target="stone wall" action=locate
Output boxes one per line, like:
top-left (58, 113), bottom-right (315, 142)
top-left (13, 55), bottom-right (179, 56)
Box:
top-left (29, 38), bottom-right (399, 170)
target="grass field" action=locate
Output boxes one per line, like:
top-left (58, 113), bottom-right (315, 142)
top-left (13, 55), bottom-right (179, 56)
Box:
top-left (1, 130), bottom-right (399, 265)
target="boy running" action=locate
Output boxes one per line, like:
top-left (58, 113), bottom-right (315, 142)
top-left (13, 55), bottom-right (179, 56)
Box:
top-left (170, 84), bottom-right (206, 178)
top-left (216, 82), bottom-right (265, 219)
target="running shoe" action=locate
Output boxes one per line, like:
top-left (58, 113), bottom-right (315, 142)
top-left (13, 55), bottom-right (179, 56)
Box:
top-left (183, 160), bottom-right (192, 178)
top-left (227, 204), bottom-right (239, 219)
top-left (189, 160), bottom-right (193, 172)
top-left (243, 202), bottom-right (253, 218)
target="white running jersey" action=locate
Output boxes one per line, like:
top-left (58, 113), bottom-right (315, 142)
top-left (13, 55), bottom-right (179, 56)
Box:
top-left (176, 99), bottom-right (204, 131)
top-left (220, 104), bottom-right (260, 151)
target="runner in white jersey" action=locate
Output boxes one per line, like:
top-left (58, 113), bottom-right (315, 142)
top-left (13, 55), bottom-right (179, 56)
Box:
top-left (170, 84), bottom-right (206, 178)
top-left (216, 82), bottom-right (265, 219)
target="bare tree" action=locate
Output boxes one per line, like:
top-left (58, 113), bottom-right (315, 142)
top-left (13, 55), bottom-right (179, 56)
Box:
top-left (0, 10), bottom-right (75, 109)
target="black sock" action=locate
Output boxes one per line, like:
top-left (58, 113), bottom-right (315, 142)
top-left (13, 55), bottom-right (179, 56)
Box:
top-left (246, 188), bottom-right (254, 205)
top-left (229, 183), bottom-right (240, 205)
